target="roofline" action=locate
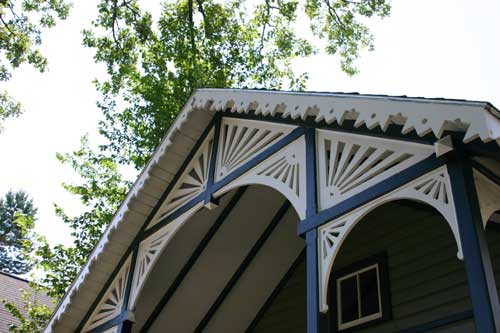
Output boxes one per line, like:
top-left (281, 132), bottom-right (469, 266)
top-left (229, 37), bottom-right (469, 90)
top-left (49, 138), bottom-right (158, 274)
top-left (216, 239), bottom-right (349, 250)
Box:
top-left (196, 88), bottom-right (500, 116)
top-left (0, 271), bottom-right (30, 283)
top-left (45, 88), bottom-right (500, 332)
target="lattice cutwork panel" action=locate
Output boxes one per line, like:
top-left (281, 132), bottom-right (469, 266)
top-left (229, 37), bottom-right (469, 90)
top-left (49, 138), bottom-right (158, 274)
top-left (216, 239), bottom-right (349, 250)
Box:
top-left (82, 255), bottom-right (132, 332)
top-left (151, 130), bottom-right (213, 225)
top-left (474, 170), bottom-right (500, 227)
top-left (216, 136), bottom-right (307, 219)
top-left (318, 165), bottom-right (461, 314)
top-left (317, 129), bottom-right (435, 211)
top-left (215, 118), bottom-right (295, 182)
top-left (128, 203), bottom-right (202, 308)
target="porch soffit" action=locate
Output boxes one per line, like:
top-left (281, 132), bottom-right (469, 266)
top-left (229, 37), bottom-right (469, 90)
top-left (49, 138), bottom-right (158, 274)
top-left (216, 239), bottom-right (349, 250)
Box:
top-left (44, 89), bottom-right (500, 333)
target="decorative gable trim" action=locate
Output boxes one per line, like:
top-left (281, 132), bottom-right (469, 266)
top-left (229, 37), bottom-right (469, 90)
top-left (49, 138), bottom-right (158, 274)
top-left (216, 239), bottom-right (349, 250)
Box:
top-left (82, 255), bottom-right (132, 332)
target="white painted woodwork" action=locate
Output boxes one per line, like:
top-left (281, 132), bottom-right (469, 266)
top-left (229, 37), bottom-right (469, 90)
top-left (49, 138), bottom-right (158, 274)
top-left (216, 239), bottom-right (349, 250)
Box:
top-left (214, 136), bottom-right (307, 219)
top-left (316, 129), bottom-right (435, 210)
top-left (215, 117), bottom-right (295, 182)
top-left (82, 255), bottom-right (132, 332)
top-left (128, 202), bottom-right (204, 309)
top-left (192, 89), bottom-right (500, 144)
top-left (317, 166), bottom-right (461, 313)
top-left (474, 170), bottom-right (500, 227)
top-left (434, 135), bottom-right (454, 157)
top-left (147, 130), bottom-right (213, 229)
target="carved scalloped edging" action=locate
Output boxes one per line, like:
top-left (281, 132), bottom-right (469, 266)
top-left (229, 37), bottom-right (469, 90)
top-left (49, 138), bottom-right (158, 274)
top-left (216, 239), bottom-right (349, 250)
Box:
top-left (191, 89), bottom-right (500, 145)
top-left (317, 165), bottom-right (461, 313)
top-left (473, 170), bottom-right (500, 227)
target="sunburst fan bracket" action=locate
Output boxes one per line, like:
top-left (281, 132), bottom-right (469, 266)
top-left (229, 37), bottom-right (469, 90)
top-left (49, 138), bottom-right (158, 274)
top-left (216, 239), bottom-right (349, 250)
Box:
top-left (317, 165), bottom-right (462, 313)
top-left (473, 170), bottom-right (500, 227)
top-left (214, 135), bottom-right (307, 219)
top-left (316, 129), bottom-right (436, 211)
top-left (82, 255), bottom-right (133, 332)
top-left (146, 130), bottom-right (214, 229)
top-left (214, 117), bottom-right (296, 182)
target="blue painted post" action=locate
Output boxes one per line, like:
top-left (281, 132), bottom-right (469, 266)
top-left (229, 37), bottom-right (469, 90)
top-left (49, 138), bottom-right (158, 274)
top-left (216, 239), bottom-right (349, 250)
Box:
top-left (448, 147), bottom-right (500, 332)
top-left (304, 127), bottom-right (322, 333)
top-left (306, 229), bottom-right (320, 333)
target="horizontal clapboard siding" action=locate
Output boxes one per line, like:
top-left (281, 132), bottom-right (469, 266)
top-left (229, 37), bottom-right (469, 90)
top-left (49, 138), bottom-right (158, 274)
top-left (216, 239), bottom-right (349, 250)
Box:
top-left (252, 202), bottom-right (478, 332)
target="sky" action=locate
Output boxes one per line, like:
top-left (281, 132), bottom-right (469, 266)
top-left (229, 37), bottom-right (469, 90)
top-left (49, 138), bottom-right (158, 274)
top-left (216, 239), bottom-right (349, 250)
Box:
top-left (0, 0), bottom-right (499, 247)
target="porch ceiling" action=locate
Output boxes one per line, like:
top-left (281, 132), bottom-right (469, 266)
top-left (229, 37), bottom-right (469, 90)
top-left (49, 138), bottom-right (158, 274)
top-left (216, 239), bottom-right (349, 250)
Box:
top-left (44, 89), bottom-right (500, 333)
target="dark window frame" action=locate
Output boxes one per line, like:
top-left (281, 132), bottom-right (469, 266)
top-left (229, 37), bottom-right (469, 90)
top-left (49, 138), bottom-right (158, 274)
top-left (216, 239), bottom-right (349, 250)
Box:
top-left (329, 252), bottom-right (392, 332)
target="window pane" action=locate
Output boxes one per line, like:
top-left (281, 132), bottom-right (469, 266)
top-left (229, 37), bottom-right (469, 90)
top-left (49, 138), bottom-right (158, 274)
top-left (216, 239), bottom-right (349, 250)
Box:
top-left (340, 276), bottom-right (359, 323)
top-left (359, 268), bottom-right (380, 317)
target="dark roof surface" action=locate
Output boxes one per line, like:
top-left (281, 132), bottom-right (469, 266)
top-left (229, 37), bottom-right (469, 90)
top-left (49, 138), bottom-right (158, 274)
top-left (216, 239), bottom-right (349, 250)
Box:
top-left (0, 272), bottom-right (53, 333)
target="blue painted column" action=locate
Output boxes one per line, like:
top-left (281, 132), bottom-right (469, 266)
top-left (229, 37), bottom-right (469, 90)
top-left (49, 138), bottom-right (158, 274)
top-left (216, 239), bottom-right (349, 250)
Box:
top-left (304, 127), bottom-right (323, 333)
top-left (306, 229), bottom-right (321, 333)
top-left (448, 147), bottom-right (500, 332)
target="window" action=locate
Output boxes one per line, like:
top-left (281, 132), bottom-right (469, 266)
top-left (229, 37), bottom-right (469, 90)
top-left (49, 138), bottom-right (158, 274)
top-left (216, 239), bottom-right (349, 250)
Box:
top-left (331, 254), bottom-right (391, 332)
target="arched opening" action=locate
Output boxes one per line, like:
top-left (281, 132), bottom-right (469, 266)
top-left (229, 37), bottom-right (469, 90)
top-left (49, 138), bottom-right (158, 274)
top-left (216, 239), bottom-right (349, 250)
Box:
top-left (130, 185), bottom-right (305, 333)
top-left (326, 200), bottom-right (473, 332)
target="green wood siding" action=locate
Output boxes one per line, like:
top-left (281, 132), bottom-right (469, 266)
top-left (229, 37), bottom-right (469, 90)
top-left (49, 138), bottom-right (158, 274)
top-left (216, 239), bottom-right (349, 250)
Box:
top-left (252, 202), bottom-right (476, 332)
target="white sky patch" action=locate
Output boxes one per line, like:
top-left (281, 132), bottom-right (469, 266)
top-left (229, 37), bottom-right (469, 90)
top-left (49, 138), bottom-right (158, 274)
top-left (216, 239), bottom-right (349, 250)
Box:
top-left (0, 0), bottom-right (498, 248)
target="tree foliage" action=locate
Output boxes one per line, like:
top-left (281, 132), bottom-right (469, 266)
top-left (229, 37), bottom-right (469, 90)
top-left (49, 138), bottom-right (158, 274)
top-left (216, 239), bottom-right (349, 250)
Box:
top-left (83, 0), bottom-right (390, 169)
top-left (19, 0), bottom-right (390, 327)
top-left (0, 190), bottom-right (36, 274)
top-left (2, 287), bottom-right (52, 333)
top-left (0, 0), bottom-right (71, 131)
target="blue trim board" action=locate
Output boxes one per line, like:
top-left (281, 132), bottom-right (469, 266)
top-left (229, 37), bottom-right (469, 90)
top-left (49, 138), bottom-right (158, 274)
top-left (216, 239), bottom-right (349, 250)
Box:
top-left (298, 155), bottom-right (446, 235)
top-left (139, 187), bottom-right (248, 332)
top-left (448, 147), bottom-right (500, 332)
top-left (195, 201), bottom-right (292, 332)
top-left (205, 113), bottom-right (222, 205)
top-left (399, 310), bottom-right (473, 333)
top-left (306, 229), bottom-right (320, 333)
top-left (245, 249), bottom-right (306, 332)
top-left (471, 159), bottom-right (500, 187)
top-left (464, 139), bottom-right (500, 162)
top-left (305, 127), bottom-right (318, 218)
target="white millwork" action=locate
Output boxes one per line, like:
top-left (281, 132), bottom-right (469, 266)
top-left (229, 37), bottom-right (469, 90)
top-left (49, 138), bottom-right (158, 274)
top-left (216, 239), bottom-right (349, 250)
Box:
top-left (192, 89), bottom-right (500, 145)
top-left (101, 327), bottom-right (119, 333)
top-left (214, 136), bottom-right (307, 219)
top-left (473, 170), bottom-right (500, 227)
top-left (147, 130), bottom-right (213, 229)
top-left (316, 129), bottom-right (435, 210)
top-left (82, 255), bottom-right (132, 332)
top-left (128, 202), bottom-right (203, 308)
top-left (215, 118), bottom-right (295, 182)
top-left (317, 165), bottom-right (461, 313)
